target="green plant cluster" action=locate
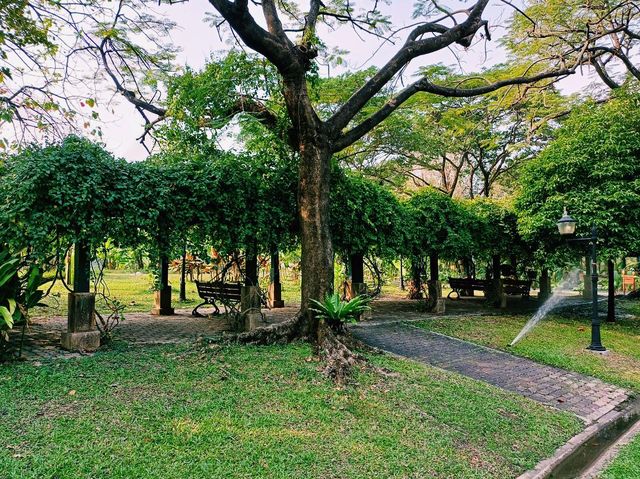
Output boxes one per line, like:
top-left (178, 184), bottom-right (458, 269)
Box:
top-left (0, 247), bottom-right (45, 359)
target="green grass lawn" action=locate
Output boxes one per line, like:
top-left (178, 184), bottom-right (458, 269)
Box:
top-left (0, 343), bottom-right (581, 479)
top-left (36, 271), bottom-right (303, 318)
top-left (413, 299), bottom-right (640, 478)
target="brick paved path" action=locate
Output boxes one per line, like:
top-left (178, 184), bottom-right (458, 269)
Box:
top-left (12, 306), bottom-right (298, 362)
top-left (352, 321), bottom-right (630, 424)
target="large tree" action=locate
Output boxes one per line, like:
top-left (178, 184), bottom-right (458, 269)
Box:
top-left (189, 1), bottom-right (573, 327)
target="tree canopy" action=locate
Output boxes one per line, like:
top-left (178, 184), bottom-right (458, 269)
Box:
top-left (516, 89), bottom-right (640, 264)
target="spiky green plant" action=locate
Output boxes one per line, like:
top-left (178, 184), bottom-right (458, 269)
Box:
top-left (309, 293), bottom-right (371, 329)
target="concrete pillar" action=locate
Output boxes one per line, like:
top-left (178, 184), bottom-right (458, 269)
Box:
top-left (61, 241), bottom-right (100, 351)
top-left (241, 285), bottom-right (264, 331)
top-left (245, 244), bottom-right (259, 287)
top-left (462, 256), bottom-right (474, 296)
top-left (489, 254), bottom-right (506, 308)
top-left (409, 255), bottom-right (423, 299)
top-left (268, 250), bottom-right (284, 308)
top-left (426, 280), bottom-right (445, 313)
top-left (151, 255), bottom-right (174, 315)
top-left (539, 268), bottom-right (551, 301)
top-left (348, 253), bottom-right (367, 301)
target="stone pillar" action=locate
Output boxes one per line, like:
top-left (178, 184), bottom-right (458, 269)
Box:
top-left (425, 253), bottom-right (445, 313)
top-left (241, 285), bottom-right (264, 331)
top-left (151, 255), bottom-right (174, 315)
top-left (583, 255), bottom-right (593, 300)
top-left (539, 268), bottom-right (551, 301)
top-left (349, 253), bottom-right (367, 300)
top-left (61, 241), bottom-right (100, 351)
top-left (408, 255), bottom-right (424, 299)
top-left (489, 254), bottom-right (506, 308)
top-left (268, 250), bottom-right (284, 308)
top-left (462, 256), bottom-right (474, 296)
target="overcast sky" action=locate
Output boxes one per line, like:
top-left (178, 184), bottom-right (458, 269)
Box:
top-left (97, 0), bottom-right (599, 161)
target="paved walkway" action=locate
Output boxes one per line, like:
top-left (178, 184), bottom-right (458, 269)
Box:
top-left (352, 321), bottom-right (630, 424)
top-left (11, 306), bottom-right (298, 362)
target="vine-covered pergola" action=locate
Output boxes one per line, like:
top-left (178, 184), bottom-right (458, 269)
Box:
top-left (1, 135), bottom-right (545, 352)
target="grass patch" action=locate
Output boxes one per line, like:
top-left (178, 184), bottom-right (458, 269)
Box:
top-left (36, 271), bottom-right (303, 318)
top-left (413, 300), bottom-right (640, 478)
top-left (0, 343), bottom-right (581, 478)
top-left (601, 437), bottom-right (640, 479)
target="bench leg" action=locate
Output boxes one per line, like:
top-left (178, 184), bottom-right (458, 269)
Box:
top-left (192, 300), bottom-right (220, 317)
top-left (192, 302), bottom-right (207, 317)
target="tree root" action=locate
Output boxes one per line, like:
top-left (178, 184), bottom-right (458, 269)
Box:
top-left (234, 312), bottom-right (307, 345)
top-left (204, 313), bottom-right (388, 384)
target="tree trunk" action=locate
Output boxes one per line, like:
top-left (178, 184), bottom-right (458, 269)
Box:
top-left (607, 259), bottom-right (616, 323)
top-left (280, 75), bottom-right (334, 338)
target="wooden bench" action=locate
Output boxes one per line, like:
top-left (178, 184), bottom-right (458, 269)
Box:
top-left (192, 281), bottom-right (243, 317)
top-left (447, 278), bottom-right (490, 299)
top-left (502, 279), bottom-right (532, 298)
top-left (448, 277), bottom-right (532, 299)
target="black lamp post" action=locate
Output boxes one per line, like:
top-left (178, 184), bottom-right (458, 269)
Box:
top-left (557, 209), bottom-right (606, 351)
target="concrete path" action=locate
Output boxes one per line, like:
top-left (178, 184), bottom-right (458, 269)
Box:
top-left (352, 321), bottom-right (630, 424)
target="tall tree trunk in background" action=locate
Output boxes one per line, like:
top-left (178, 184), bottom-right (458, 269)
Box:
top-left (607, 259), bottom-right (616, 323)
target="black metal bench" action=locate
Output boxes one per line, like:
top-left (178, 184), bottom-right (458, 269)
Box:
top-left (192, 281), bottom-right (243, 317)
top-left (447, 277), bottom-right (491, 299)
top-left (503, 279), bottom-right (532, 298)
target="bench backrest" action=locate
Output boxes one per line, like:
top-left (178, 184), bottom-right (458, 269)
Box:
top-left (448, 277), bottom-right (491, 289)
top-left (196, 281), bottom-right (242, 300)
top-left (502, 279), bottom-right (532, 287)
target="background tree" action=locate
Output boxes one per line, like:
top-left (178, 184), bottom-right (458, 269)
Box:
top-left (506, 0), bottom-right (640, 90)
top-left (516, 89), bottom-right (640, 318)
top-left (404, 188), bottom-right (474, 297)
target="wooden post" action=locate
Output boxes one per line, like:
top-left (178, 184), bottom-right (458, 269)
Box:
top-left (73, 240), bottom-right (90, 293)
top-left (399, 255), bottom-right (405, 291)
top-left (409, 256), bottom-right (423, 299)
top-left (426, 252), bottom-right (444, 313)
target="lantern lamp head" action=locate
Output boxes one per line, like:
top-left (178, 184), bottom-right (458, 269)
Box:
top-left (557, 208), bottom-right (577, 236)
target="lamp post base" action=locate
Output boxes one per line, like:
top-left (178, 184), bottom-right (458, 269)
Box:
top-left (587, 344), bottom-right (607, 352)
